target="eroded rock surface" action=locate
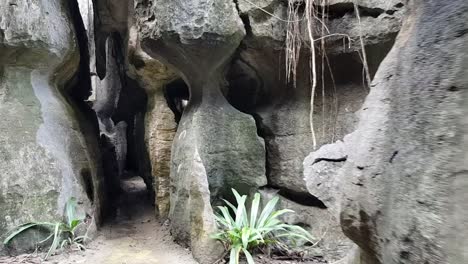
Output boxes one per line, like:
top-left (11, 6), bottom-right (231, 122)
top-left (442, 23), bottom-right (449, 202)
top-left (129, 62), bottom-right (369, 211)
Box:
top-left (137, 0), bottom-right (267, 262)
top-left (128, 30), bottom-right (178, 217)
top-left (0, 0), bottom-right (100, 253)
top-left (305, 1), bottom-right (468, 263)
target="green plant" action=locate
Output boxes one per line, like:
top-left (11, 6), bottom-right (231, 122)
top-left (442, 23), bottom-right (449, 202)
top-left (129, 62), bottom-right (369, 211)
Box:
top-left (212, 189), bottom-right (315, 264)
top-left (3, 197), bottom-right (87, 259)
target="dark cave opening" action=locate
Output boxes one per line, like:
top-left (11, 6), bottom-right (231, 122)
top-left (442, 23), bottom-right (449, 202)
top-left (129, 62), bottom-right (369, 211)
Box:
top-left (103, 75), bottom-right (155, 223)
top-left (164, 78), bottom-right (190, 124)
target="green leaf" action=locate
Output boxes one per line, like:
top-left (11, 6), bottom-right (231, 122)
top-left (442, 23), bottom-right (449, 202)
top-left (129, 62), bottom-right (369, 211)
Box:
top-left (241, 227), bottom-right (250, 249)
top-left (3, 223), bottom-right (40, 245)
top-left (229, 246), bottom-right (238, 264)
top-left (218, 206), bottom-right (234, 229)
top-left (45, 223), bottom-right (61, 260)
top-left (242, 248), bottom-right (255, 264)
top-left (222, 199), bottom-right (237, 213)
top-left (257, 196), bottom-right (279, 228)
top-left (234, 195), bottom-right (247, 229)
top-left (3, 222), bottom-right (55, 245)
top-left (250, 193), bottom-right (261, 228)
top-left (66, 197), bottom-right (78, 228)
top-left (70, 219), bottom-right (82, 230)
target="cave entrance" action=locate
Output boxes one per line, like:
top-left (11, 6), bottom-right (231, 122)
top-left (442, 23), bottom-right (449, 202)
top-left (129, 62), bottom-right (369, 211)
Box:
top-left (98, 76), bottom-right (155, 224)
top-left (164, 78), bottom-right (190, 124)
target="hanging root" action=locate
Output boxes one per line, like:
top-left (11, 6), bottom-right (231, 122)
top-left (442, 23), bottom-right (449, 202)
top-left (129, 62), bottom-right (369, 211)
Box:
top-left (305, 0), bottom-right (318, 150)
top-left (353, 3), bottom-right (372, 89)
top-left (286, 0), bottom-right (303, 86)
top-left (285, 0), bottom-right (321, 150)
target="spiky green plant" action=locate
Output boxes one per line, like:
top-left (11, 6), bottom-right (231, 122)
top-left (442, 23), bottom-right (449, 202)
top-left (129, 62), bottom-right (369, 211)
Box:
top-left (212, 189), bottom-right (315, 264)
top-left (3, 197), bottom-right (87, 259)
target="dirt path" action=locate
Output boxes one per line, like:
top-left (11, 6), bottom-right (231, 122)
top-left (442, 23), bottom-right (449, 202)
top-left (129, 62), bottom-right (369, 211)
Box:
top-left (1, 177), bottom-right (328, 264)
top-left (49, 177), bottom-right (198, 264)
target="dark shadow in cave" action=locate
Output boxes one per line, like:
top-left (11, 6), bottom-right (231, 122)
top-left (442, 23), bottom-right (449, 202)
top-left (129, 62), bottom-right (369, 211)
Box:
top-left (66, 0), bottom-right (106, 224)
top-left (164, 78), bottom-right (190, 124)
top-left (105, 76), bottom-right (155, 223)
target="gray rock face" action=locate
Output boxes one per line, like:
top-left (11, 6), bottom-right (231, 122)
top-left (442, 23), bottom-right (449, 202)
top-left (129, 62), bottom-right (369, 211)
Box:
top-left (305, 1), bottom-right (468, 263)
top-left (312, 0), bottom-right (407, 53)
top-left (137, 0), bottom-right (267, 262)
top-left (0, 0), bottom-right (99, 253)
top-left (235, 0), bottom-right (402, 196)
top-left (236, 0), bottom-right (405, 261)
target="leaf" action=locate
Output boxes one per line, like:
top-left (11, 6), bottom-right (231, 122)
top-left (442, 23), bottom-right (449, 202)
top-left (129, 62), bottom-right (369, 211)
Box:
top-left (70, 219), bottom-right (82, 231)
top-left (38, 233), bottom-right (54, 244)
top-left (229, 247), bottom-right (237, 264)
top-left (60, 239), bottom-right (68, 250)
top-left (214, 214), bottom-right (231, 229)
top-left (250, 193), bottom-right (261, 228)
top-left (218, 206), bottom-right (234, 229)
top-left (265, 209), bottom-right (294, 225)
top-left (66, 197), bottom-right (78, 228)
top-left (3, 223), bottom-right (41, 245)
top-left (256, 196), bottom-right (279, 228)
top-left (241, 227), bottom-right (250, 249)
top-left (45, 223), bottom-right (61, 260)
top-left (3, 222), bottom-right (55, 245)
top-left (234, 195), bottom-right (247, 229)
top-left (74, 235), bottom-right (88, 242)
top-left (242, 248), bottom-right (255, 264)
top-left (222, 199), bottom-right (237, 213)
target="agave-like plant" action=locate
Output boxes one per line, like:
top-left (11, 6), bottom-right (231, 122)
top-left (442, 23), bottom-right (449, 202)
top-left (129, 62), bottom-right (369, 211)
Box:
top-left (3, 197), bottom-right (87, 259)
top-left (212, 189), bottom-right (315, 264)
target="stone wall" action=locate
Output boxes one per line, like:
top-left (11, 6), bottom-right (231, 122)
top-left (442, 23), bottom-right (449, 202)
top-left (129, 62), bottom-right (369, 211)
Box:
top-left (0, 0), bottom-right (101, 253)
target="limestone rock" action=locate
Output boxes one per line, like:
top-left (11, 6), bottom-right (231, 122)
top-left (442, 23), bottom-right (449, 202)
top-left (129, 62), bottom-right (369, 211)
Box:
top-left (304, 140), bottom-right (347, 216)
top-left (339, 1), bottom-right (468, 263)
top-left (172, 150), bottom-right (224, 264)
top-left (0, 0), bottom-right (99, 253)
top-left (128, 30), bottom-right (178, 217)
top-left (304, 1), bottom-right (468, 263)
top-left (136, 1), bottom-right (267, 262)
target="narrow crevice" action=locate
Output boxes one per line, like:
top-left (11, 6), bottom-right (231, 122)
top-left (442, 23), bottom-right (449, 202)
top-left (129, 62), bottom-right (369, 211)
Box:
top-left (240, 14), bottom-right (253, 36)
top-left (312, 155), bottom-right (348, 165)
top-left (80, 168), bottom-right (95, 203)
top-left (233, 0), bottom-right (253, 36)
top-left (324, 3), bottom-right (388, 19)
top-left (66, 0), bottom-right (107, 223)
top-left (260, 186), bottom-right (328, 208)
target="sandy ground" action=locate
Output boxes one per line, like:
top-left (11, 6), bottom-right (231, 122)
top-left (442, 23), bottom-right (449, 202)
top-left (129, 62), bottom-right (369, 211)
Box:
top-left (49, 177), bottom-right (198, 264)
top-left (0, 177), bottom-right (197, 264)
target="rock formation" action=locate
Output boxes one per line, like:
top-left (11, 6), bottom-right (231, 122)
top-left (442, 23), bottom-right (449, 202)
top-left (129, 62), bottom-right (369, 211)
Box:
top-left (304, 0), bottom-right (468, 263)
top-left (1, 0), bottom-right (466, 264)
top-left (0, 0), bottom-right (102, 253)
top-left (136, 0), bottom-right (267, 261)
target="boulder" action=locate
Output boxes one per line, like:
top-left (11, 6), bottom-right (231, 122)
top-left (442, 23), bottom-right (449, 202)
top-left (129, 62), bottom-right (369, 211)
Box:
top-left (305, 1), bottom-right (468, 263)
top-left (0, 0), bottom-right (99, 253)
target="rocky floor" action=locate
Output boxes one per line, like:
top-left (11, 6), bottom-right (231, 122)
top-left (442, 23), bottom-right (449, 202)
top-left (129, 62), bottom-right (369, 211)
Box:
top-left (0, 177), bottom-right (197, 264)
top-left (49, 176), bottom-right (198, 264)
top-left (1, 177), bottom-right (330, 264)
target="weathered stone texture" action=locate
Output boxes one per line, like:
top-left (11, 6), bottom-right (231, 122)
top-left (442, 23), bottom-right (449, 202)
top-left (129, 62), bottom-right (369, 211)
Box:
top-left (305, 1), bottom-right (468, 263)
top-left (0, 0), bottom-right (98, 253)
